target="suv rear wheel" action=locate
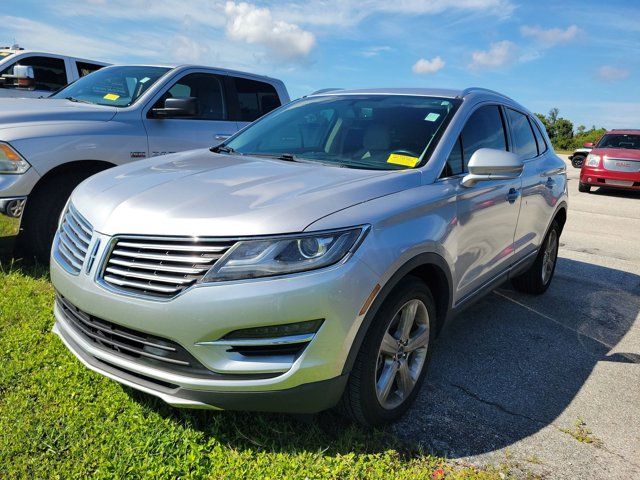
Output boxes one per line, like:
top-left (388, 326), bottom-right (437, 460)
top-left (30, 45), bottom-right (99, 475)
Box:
top-left (511, 221), bottom-right (560, 294)
top-left (339, 276), bottom-right (436, 426)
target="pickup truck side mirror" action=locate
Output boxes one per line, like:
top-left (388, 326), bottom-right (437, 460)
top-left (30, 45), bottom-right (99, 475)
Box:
top-left (461, 148), bottom-right (524, 188)
top-left (152, 97), bottom-right (198, 118)
top-left (583, 142), bottom-right (594, 148)
top-left (0, 65), bottom-right (35, 89)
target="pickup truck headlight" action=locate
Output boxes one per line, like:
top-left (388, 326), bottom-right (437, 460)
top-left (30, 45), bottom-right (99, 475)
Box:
top-left (585, 154), bottom-right (601, 167)
top-left (201, 227), bottom-right (367, 282)
top-left (0, 143), bottom-right (30, 174)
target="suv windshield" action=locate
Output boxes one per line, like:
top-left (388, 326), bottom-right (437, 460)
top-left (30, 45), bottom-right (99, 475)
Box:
top-left (51, 66), bottom-right (170, 107)
top-left (597, 134), bottom-right (640, 150)
top-left (224, 94), bottom-right (460, 170)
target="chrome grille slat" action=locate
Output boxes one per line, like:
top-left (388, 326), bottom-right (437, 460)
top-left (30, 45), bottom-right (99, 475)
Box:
top-left (54, 204), bottom-right (94, 274)
top-left (109, 258), bottom-right (208, 275)
top-left (101, 237), bottom-right (236, 299)
top-left (105, 266), bottom-right (196, 285)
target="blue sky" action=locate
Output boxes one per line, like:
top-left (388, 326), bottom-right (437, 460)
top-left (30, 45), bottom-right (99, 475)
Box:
top-left (2, 0), bottom-right (639, 129)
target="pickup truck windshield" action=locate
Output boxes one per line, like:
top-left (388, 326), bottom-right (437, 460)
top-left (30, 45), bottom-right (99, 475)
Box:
top-left (224, 94), bottom-right (459, 170)
top-left (51, 66), bottom-right (170, 107)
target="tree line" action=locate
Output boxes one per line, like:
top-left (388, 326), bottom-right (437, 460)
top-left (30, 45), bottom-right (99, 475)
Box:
top-left (535, 108), bottom-right (606, 152)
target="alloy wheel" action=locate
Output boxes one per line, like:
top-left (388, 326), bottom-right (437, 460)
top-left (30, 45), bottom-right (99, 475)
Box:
top-left (541, 229), bottom-right (558, 285)
top-left (375, 299), bottom-right (430, 409)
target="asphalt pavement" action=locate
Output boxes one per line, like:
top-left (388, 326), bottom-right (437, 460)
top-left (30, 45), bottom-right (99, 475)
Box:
top-left (393, 155), bottom-right (640, 479)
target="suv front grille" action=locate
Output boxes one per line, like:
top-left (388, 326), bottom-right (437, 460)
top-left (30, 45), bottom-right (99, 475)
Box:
top-left (55, 204), bottom-right (93, 274)
top-left (101, 237), bottom-right (236, 299)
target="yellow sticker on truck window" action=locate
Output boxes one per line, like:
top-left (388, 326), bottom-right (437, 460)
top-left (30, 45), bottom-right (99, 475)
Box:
top-left (103, 93), bottom-right (120, 101)
top-left (387, 153), bottom-right (419, 168)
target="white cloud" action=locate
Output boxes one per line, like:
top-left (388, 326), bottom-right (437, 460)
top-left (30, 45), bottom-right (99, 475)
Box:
top-left (597, 66), bottom-right (630, 82)
top-left (470, 40), bottom-right (516, 69)
top-left (359, 46), bottom-right (392, 58)
top-left (412, 56), bottom-right (445, 74)
top-left (520, 25), bottom-right (581, 47)
top-left (224, 2), bottom-right (315, 60)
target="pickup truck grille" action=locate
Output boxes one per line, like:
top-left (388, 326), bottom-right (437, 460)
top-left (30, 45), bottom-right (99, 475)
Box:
top-left (101, 236), bottom-right (235, 299)
top-left (56, 204), bottom-right (94, 274)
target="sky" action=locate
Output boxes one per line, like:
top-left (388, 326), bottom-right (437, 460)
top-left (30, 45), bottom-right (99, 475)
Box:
top-left (2, 0), bottom-right (639, 129)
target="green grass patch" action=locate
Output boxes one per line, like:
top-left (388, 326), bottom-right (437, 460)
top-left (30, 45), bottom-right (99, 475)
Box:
top-left (0, 262), bottom-right (506, 479)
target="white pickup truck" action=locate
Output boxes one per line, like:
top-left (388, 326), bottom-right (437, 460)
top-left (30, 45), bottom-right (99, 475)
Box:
top-left (0, 45), bottom-right (108, 98)
top-left (0, 64), bottom-right (289, 260)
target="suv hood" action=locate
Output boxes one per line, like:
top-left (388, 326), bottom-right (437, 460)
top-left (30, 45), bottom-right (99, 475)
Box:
top-left (591, 147), bottom-right (640, 161)
top-left (72, 149), bottom-right (420, 237)
top-left (0, 98), bottom-right (117, 128)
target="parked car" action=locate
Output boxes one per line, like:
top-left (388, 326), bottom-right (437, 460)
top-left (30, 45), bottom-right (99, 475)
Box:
top-left (50, 87), bottom-right (567, 426)
top-left (0, 64), bottom-right (289, 260)
top-left (579, 129), bottom-right (640, 193)
top-left (568, 145), bottom-right (593, 168)
top-left (0, 45), bottom-right (108, 98)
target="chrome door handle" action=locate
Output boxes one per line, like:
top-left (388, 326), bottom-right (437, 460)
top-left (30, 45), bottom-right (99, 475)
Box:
top-left (214, 134), bottom-right (230, 141)
top-left (506, 187), bottom-right (520, 203)
top-left (545, 177), bottom-right (556, 189)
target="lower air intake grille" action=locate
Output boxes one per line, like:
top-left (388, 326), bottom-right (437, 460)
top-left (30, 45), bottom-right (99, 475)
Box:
top-left (101, 236), bottom-right (236, 299)
top-left (55, 204), bottom-right (93, 274)
top-left (56, 294), bottom-right (218, 379)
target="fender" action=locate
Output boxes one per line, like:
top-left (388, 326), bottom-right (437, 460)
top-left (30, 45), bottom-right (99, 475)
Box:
top-left (341, 252), bottom-right (453, 375)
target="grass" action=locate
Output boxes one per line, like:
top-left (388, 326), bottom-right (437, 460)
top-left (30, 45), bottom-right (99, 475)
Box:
top-left (560, 418), bottom-right (603, 447)
top-left (0, 261), bottom-right (509, 479)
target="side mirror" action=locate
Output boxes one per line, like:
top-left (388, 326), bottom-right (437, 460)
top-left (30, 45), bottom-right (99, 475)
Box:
top-left (0, 65), bottom-right (35, 89)
top-left (152, 97), bottom-right (198, 118)
top-left (583, 142), bottom-right (594, 148)
top-left (461, 148), bottom-right (523, 188)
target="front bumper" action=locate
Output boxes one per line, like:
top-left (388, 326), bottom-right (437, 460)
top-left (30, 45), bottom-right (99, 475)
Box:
top-left (0, 169), bottom-right (40, 255)
top-left (580, 167), bottom-right (640, 190)
top-left (51, 232), bottom-right (379, 412)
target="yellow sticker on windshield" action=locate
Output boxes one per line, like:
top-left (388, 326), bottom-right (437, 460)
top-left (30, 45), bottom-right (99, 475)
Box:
top-left (387, 153), bottom-right (419, 168)
top-left (103, 93), bottom-right (120, 101)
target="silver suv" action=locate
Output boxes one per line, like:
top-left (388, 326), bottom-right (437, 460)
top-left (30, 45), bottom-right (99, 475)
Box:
top-left (51, 88), bottom-right (567, 426)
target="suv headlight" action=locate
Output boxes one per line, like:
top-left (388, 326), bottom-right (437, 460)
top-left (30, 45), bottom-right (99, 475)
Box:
top-left (201, 227), bottom-right (367, 282)
top-left (0, 142), bottom-right (30, 174)
top-left (585, 154), bottom-right (601, 167)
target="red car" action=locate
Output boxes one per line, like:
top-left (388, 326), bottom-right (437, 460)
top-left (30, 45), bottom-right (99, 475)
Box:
top-left (579, 129), bottom-right (640, 193)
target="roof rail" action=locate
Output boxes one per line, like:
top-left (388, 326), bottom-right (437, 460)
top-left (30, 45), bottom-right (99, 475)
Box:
top-left (459, 87), bottom-right (511, 100)
top-left (308, 88), bottom-right (344, 96)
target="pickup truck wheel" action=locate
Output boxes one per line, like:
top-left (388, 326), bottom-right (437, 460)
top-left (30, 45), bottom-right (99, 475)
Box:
top-left (578, 182), bottom-right (591, 193)
top-left (20, 171), bottom-right (94, 263)
top-left (338, 276), bottom-right (435, 426)
top-left (511, 221), bottom-right (560, 295)
top-left (571, 155), bottom-right (585, 168)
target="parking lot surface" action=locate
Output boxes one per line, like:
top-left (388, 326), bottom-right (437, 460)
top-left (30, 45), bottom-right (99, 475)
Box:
top-left (394, 156), bottom-right (640, 479)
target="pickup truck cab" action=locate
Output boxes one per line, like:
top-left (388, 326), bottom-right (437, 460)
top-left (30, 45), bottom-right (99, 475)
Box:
top-left (0, 45), bottom-right (108, 98)
top-left (0, 64), bottom-right (289, 260)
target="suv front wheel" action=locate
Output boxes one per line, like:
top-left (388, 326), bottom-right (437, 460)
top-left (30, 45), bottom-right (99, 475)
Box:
top-left (339, 276), bottom-right (436, 426)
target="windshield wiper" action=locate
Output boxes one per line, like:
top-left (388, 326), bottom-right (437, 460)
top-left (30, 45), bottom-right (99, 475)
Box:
top-left (64, 96), bottom-right (92, 104)
top-left (210, 144), bottom-right (236, 154)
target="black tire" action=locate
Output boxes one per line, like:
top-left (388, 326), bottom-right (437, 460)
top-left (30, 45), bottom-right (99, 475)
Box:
top-left (511, 221), bottom-right (560, 295)
top-left (339, 276), bottom-right (436, 426)
top-left (578, 182), bottom-right (591, 193)
top-left (571, 155), bottom-right (585, 168)
top-left (20, 171), bottom-right (98, 262)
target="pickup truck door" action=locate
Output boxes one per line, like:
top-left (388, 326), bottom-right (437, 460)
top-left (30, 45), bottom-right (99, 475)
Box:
top-left (142, 71), bottom-right (238, 156)
top-left (446, 105), bottom-right (522, 304)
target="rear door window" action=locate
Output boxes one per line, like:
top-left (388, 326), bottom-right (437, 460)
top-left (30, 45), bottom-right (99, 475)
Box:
top-left (0, 56), bottom-right (68, 91)
top-left (76, 61), bottom-right (104, 78)
top-left (233, 77), bottom-right (281, 121)
top-left (531, 119), bottom-right (547, 154)
top-left (506, 108), bottom-right (538, 159)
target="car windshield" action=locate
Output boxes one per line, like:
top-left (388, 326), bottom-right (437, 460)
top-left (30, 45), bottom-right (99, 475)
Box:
top-left (51, 65), bottom-right (170, 107)
top-left (597, 134), bottom-right (640, 150)
top-left (224, 94), bottom-right (460, 170)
